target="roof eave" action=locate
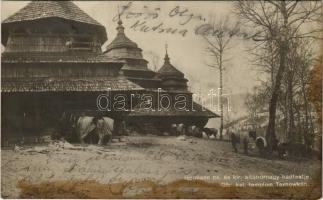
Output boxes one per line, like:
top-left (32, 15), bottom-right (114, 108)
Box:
top-left (1, 17), bottom-right (108, 46)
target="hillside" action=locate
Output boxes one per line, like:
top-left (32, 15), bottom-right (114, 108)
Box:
top-left (2, 135), bottom-right (321, 198)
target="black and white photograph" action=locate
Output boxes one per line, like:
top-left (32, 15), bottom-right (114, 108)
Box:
top-left (1, 0), bottom-right (322, 199)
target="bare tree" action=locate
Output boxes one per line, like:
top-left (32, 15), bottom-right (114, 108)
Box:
top-left (309, 54), bottom-right (322, 158)
top-left (294, 39), bottom-right (317, 151)
top-left (245, 85), bottom-right (269, 126)
top-left (234, 1), bottom-right (322, 154)
top-left (203, 15), bottom-right (240, 140)
top-left (246, 36), bottom-right (319, 155)
top-left (144, 51), bottom-right (160, 72)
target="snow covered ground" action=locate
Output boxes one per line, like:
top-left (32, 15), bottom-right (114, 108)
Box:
top-left (1, 135), bottom-right (321, 198)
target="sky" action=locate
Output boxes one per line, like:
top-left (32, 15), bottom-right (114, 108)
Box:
top-left (1, 1), bottom-right (260, 97)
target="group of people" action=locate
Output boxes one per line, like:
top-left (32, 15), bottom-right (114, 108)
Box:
top-left (229, 126), bottom-right (289, 158)
top-left (229, 126), bottom-right (268, 156)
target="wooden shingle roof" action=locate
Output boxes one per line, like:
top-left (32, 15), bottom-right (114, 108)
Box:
top-left (158, 53), bottom-right (185, 78)
top-left (105, 20), bottom-right (138, 52)
top-left (2, 1), bottom-right (101, 25)
top-left (1, 76), bottom-right (143, 92)
top-left (1, 52), bottom-right (123, 64)
top-left (2, 1), bottom-right (107, 44)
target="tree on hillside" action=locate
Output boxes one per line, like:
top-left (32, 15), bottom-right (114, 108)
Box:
top-left (203, 16), bottom-right (240, 140)
top-left (234, 1), bottom-right (322, 154)
top-left (245, 85), bottom-right (269, 127)
top-left (309, 54), bottom-right (322, 158)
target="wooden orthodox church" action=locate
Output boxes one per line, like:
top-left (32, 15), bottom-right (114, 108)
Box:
top-left (104, 19), bottom-right (218, 133)
top-left (1, 1), bottom-right (218, 140)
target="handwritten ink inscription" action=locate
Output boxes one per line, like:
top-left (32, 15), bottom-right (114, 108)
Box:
top-left (113, 2), bottom-right (207, 37)
top-left (129, 21), bottom-right (188, 37)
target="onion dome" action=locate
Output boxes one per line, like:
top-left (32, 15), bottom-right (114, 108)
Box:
top-left (104, 18), bottom-right (160, 89)
top-left (104, 19), bottom-right (144, 60)
top-left (105, 20), bottom-right (138, 51)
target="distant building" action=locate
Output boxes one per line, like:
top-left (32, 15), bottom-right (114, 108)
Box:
top-left (1, 1), bottom-right (218, 140)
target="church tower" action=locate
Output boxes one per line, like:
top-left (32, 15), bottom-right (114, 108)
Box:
top-left (158, 48), bottom-right (188, 92)
top-left (1, 1), bottom-right (142, 138)
top-left (104, 19), bottom-right (161, 89)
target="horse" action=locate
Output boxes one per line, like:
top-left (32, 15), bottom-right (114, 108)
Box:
top-left (76, 115), bottom-right (114, 145)
top-left (169, 123), bottom-right (186, 135)
top-left (253, 135), bottom-right (288, 158)
top-left (202, 128), bottom-right (218, 138)
top-left (185, 125), bottom-right (203, 138)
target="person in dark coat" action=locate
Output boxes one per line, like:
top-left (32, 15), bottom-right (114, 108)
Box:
top-left (243, 137), bottom-right (249, 155)
top-left (231, 131), bottom-right (239, 153)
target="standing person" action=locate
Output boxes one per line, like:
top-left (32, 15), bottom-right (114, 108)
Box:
top-left (242, 136), bottom-right (249, 155)
top-left (240, 126), bottom-right (251, 155)
top-left (230, 129), bottom-right (239, 153)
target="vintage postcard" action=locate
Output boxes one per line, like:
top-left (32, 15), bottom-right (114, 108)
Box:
top-left (1, 0), bottom-right (322, 199)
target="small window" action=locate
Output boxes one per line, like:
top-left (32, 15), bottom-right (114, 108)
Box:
top-left (69, 35), bottom-right (93, 49)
